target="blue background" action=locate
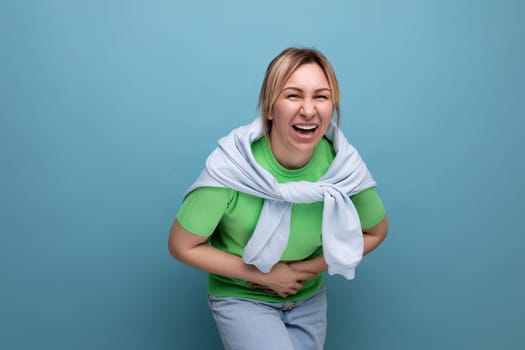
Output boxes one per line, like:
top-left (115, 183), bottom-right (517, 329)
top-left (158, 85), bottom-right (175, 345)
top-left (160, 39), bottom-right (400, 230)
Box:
top-left (1, 0), bottom-right (524, 349)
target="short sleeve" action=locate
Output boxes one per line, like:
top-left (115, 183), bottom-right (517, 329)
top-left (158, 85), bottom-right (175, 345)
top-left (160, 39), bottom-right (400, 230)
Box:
top-left (350, 187), bottom-right (386, 229)
top-left (176, 187), bottom-right (232, 236)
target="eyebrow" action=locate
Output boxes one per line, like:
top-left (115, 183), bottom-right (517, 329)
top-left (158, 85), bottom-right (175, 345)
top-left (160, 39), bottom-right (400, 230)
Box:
top-left (283, 87), bottom-right (331, 93)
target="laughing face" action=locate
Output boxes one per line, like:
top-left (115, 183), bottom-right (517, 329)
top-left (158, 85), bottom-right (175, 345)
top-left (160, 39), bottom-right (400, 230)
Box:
top-left (267, 63), bottom-right (334, 169)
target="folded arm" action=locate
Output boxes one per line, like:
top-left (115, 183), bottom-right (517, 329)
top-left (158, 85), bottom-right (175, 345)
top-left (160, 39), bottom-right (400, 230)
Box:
top-left (289, 215), bottom-right (388, 275)
top-left (168, 220), bottom-right (317, 297)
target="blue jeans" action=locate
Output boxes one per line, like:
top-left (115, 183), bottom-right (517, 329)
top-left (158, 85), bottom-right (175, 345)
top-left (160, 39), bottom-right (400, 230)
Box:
top-left (208, 285), bottom-right (327, 350)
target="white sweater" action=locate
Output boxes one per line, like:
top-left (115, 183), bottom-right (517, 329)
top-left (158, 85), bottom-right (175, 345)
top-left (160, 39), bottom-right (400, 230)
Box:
top-left (186, 117), bottom-right (376, 279)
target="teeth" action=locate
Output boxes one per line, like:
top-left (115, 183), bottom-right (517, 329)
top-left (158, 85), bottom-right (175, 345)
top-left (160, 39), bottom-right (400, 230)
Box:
top-left (294, 125), bottom-right (317, 130)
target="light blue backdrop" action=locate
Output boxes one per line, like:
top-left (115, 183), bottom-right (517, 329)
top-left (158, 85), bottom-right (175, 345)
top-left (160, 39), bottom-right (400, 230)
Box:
top-left (1, 0), bottom-right (524, 349)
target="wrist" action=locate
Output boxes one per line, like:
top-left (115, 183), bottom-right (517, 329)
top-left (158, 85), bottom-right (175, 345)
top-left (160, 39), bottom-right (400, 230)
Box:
top-left (246, 264), bottom-right (268, 285)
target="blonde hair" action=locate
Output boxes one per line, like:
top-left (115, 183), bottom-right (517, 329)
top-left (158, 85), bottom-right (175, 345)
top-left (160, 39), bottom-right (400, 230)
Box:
top-left (257, 47), bottom-right (341, 134)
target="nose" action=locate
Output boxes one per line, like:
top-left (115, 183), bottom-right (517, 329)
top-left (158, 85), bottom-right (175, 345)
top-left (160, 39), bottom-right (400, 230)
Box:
top-left (300, 98), bottom-right (316, 118)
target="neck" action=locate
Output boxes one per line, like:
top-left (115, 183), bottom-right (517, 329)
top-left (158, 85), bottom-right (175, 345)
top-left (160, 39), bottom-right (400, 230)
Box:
top-left (267, 137), bottom-right (315, 170)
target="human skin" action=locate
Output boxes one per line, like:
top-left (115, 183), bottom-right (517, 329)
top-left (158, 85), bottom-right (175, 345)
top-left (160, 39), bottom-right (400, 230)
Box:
top-left (266, 62), bottom-right (334, 170)
top-left (168, 62), bottom-right (388, 297)
top-left (169, 215), bottom-right (387, 297)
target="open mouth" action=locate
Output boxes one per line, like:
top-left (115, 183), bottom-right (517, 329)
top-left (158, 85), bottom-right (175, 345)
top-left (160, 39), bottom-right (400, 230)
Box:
top-left (293, 124), bottom-right (318, 135)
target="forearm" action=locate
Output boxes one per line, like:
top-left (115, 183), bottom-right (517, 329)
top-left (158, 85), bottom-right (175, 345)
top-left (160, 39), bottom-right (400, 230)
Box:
top-left (173, 243), bottom-right (268, 283)
top-left (288, 238), bottom-right (379, 274)
top-left (169, 221), bottom-right (267, 285)
top-left (176, 237), bottom-right (380, 284)
top-left (289, 235), bottom-right (381, 275)
top-left (289, 254), bottom-right (328, 275)
top-left (289, 217), bottom-right (388, 273)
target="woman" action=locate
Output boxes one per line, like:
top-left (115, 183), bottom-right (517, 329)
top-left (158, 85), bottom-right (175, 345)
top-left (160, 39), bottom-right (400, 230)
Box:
top-left (168, 47), bottom-right (388, 350)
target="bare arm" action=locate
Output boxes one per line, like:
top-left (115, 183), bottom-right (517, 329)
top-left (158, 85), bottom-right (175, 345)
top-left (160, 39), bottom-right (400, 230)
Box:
top-left (168, 220), bottom-right (316, 297)
top-left (289, 215), bottom-right (389, 275)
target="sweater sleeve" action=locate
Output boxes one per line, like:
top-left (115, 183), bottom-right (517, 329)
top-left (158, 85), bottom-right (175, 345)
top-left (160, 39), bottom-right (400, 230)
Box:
top-left (350, 187), bottom-right (385, 229)
top-left (176, 187), bottom-right (232, 236)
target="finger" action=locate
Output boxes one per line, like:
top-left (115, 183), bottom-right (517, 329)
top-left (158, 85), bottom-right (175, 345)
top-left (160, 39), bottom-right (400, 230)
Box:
top-left (293, 281), bottom-right (304, 290)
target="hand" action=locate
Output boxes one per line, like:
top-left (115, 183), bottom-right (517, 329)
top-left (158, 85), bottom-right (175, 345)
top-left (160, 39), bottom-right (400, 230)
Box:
top-left (249, 262), bottom-right (318, 298)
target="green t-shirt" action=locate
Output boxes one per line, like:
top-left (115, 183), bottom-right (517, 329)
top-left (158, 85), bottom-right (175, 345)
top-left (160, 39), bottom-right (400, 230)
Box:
top-left (177, 136), bottom-right (385, 302)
